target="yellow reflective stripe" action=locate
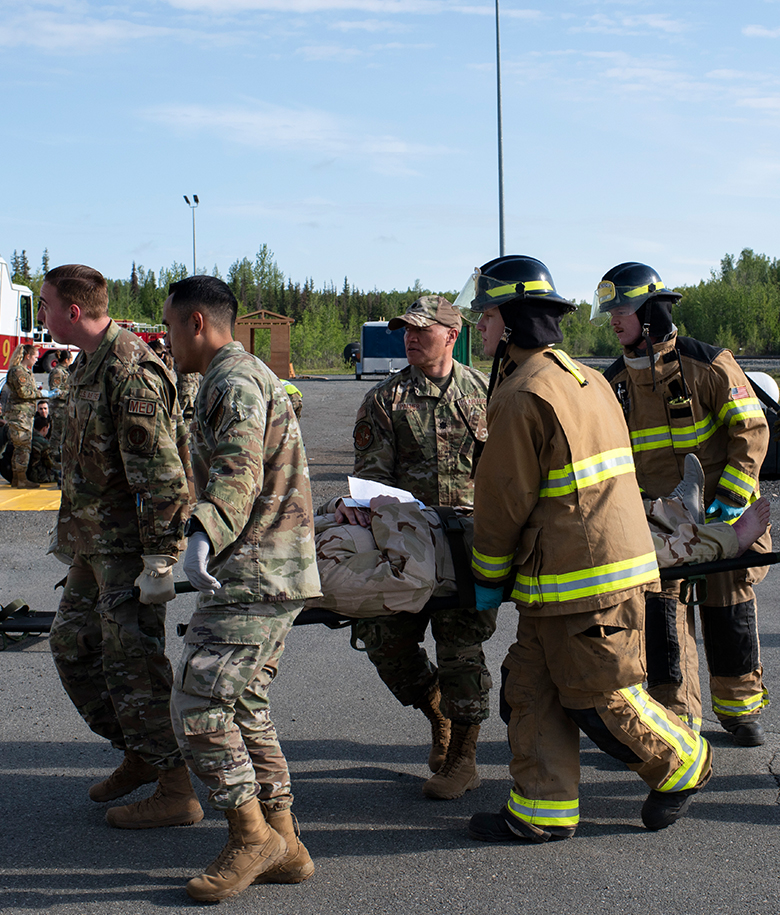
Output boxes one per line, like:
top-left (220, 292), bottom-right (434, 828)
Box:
top-left (553, 349), bottom-right (588, 386)
top-left (508, 789), bottom-right (579, 827)
top-left (624, 279), bottom-right (667, 298)
top-left (711, 688), bottom-right (769, 718)
top-left (620, 685), bottom-right (710, 792)
top-left (486, 280), bottom-right (554, 298)
top-left (629, 412), bottom-right (719, 453)
top-left (540, 447), bottom-right (635, 497)
top-left (718, 464), bottom-right (756, 502)
top-left (718, 396), bottom-right (763, 428)
top-left (629, 425), bottom-right (673, 452)
top-left (669, 412), bottom-right (718, 449)
top-left (472, 548), bottom-right (514, 580)
top-left (511, 551), bottom-right (658, 604)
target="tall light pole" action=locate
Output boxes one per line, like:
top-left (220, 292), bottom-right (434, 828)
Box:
top-left (183, 194), bottom-right (199, 274)
top-left (495, 0), bottom-right (505, 256)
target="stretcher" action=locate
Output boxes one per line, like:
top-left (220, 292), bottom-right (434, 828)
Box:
top-left (3, 548), bottom-right (778, 649)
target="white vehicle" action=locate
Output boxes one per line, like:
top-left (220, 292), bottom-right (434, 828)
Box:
top-left (0, 255), bottom-right (36, 383)
top-left (355, 321), bottom-right (408, 380)
top-left (0, 255), bottom-right (80, 380)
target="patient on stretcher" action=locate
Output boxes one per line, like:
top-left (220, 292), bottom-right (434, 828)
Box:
top-left (310, 458), bottom-right (770, 618)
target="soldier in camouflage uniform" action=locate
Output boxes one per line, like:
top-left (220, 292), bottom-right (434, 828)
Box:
top-left (338, 295), bottom-right (493, 801)
top-left (37, 265), bottom-right (202, 831)
top-left (48, 348), bottom-right (73, 454)
top-left (4, 343), bottom-right (41, 488)
top-left (162, 275), bottom-right (321, 904)
top-left (27, 413), bottom-right (58, 483)
top-left (175, 368), bottom-right (201, 423)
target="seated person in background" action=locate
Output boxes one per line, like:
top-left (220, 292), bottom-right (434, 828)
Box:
top-left (0, 413), bottom-right (58, 484)
top-left (28, 413), bottom-right (58, 483)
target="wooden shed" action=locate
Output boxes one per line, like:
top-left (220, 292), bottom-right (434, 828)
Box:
top-left (234, 308), bottom-right (294, 379)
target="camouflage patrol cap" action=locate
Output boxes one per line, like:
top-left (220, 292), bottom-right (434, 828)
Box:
top-left (388, 295), bottom-right (462, 331)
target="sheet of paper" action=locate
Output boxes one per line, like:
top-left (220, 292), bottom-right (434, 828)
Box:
top-left (346, 476), bottom-right (425, 508)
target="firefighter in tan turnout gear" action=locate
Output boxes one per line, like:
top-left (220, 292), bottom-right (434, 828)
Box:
top-left (338, 295), bottom-right (493, 800)
top-left (594, 262), bottom-right (771, 747)
top-left (456, 255), bottom-right (712, 843)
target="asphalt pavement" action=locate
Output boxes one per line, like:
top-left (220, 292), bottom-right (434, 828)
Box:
top-left (1, 375), bottom-right (779, 915)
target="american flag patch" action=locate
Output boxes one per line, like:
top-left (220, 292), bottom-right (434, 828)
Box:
top-left (729, 385), bottom-right (749, 400)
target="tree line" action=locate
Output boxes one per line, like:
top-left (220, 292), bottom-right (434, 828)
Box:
top-left (9, 246), bottom-right (780, 367)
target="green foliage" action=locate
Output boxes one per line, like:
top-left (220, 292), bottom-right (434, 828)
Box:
top-left (674, 249), bottom-right (780, 355)
top-left (14, 243), bottom-right (780, 365)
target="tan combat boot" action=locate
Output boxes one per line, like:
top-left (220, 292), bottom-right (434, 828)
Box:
top-left (416, 684), bottom-right (451, 772)
top-left (186, 797), bottom-right (287, 902)
top-left (12, 472), bottom-right (40, 489)
top-left (89, 749), bottom-right (158, 802)
top-left (105, 764), bottom-right (204, 829)
top-left (253, 805), bottom-right (315, 884)
top-left (422, 722), bottom-right (481, 799)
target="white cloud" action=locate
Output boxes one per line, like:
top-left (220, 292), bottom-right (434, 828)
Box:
top-left (0, 10), bottom-right (177, 50)
top-left (743, 24), bottom-right (780, 38)
top-left (330, 18), bottom-right (404, 31)
top-left (295, 43), bottom-right (366, 60)
top-left (572, 12), bottom-right (689, 36)
top-left (141, 101), bottom-right (454, 175)
top-left (164, 0), bottom-right (543, 17)
top-left (738, 96), bottom-right (780, 110)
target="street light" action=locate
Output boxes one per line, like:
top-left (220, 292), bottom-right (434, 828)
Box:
top-left (495, 0), bottom-right (505, 257)
top-left (183, 194), bottom-right (199, 274)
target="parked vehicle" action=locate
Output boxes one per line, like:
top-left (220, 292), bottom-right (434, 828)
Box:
top-left (354, 321), bottom-right (408, 380)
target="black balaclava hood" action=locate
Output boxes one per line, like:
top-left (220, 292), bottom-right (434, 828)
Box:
top-left (500, 300), bottom-right (564, 349)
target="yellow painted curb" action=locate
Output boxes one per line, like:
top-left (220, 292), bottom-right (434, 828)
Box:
top-left (0, 481), bottom-right (61, 511)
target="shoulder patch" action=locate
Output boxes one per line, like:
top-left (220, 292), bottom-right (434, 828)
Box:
top-left (126, 425), bottom-right (150, 449)
top-left (127, 398), bottom-right (157, 416)
top-left (729, 385), bottom-right (749, 401)
top-left (354, 420), bottom-right (374, 451)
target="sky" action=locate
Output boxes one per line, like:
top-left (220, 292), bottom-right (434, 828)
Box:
top-left (2, 0), bottom-right (780, 305)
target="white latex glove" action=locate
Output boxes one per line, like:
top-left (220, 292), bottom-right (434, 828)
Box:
top-left (47, 526), bottom-right (71, 566)
top-left (134, 555), bottom-right (177, 605)
top-left (183, 531), bottom-right (223, 594)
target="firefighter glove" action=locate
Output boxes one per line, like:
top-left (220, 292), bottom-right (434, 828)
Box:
top-left (706, 498), bottom-right (744, 523)
top-left (474, 583), bottom-right (503, 612)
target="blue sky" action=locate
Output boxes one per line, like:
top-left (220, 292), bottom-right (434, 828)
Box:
top-left (2, 0), bottom-right (780, 304)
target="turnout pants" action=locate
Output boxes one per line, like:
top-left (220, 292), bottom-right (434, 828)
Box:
top-left (502, 594), bottom-right (711, 840)
top-left (354, 604), bottom-right (498, 723)
top-left (49, 553), bottom-right (183, 769)
top-left (170, 602), bottom-right (302, 811)
top-left (646, 526), bottom-right (770, 730)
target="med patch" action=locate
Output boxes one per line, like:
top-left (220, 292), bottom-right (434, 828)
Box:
top-left (127, 398), bottom-right (157, 416)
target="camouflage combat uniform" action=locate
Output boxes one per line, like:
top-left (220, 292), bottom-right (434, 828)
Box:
top-left (49, 320), bottom-right (191, 770)
top-left (176, 370), bottom-right (201, 424)
top-left (170, 341), bottom-right (320, 811)
top-left (48, 360), bottom-right (71, 451)
top-left (27, 428), bottom-right (57, 483)
top-left (312, 499), bottom-right (470, 617)
top-left (351, 362), bottom-right (496, 723)
top-left (4, 363), bottom-right (39, 474)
